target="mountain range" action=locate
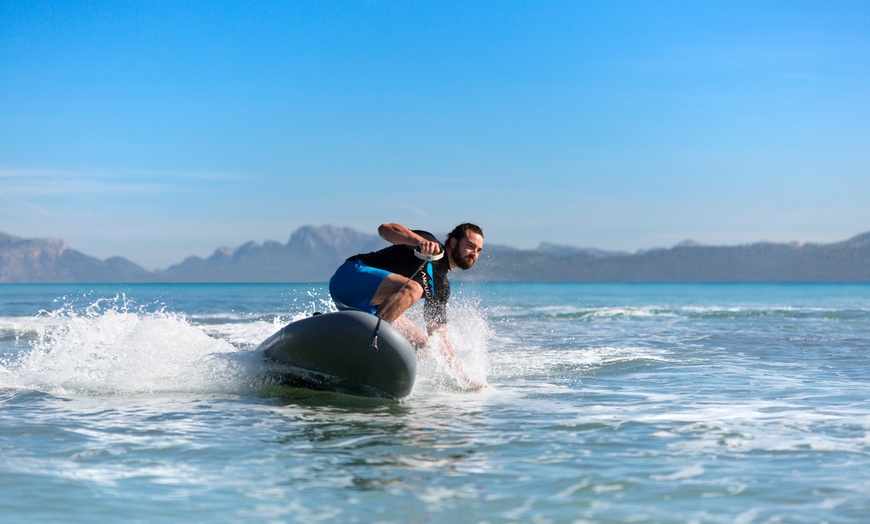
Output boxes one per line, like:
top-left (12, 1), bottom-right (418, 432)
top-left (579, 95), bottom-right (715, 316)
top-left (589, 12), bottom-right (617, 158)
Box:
top-left (2, 226), bottom-right (869, 283)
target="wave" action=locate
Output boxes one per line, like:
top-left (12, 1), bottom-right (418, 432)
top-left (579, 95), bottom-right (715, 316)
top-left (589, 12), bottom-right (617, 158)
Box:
top-left (0, 295), bottom-right (269, 396)
top-left (486, 304), bottom-right (870, 323)
top-left (1, 293), bottom-right (494, 399)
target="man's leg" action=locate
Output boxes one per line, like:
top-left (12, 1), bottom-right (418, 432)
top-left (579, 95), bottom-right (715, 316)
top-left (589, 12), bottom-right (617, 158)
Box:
top-left (330, 261), bottom-right (428, 347)
top-left (371, 274), bottom-right (423, 322)
top-left (371, 276), bottom-right (428, 349)
top-left (329, 260), bottom-right (390, 314)
top-left (391, 315), bottom-right (428, 350)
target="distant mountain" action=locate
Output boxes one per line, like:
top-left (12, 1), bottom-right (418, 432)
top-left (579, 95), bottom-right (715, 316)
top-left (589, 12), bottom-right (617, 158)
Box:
top-left (537, 242), bottom-right (627, 258)
top-left (2, 227), bottom-right (870, 283)
top-left (461, 233), bottom-right (870, 282)
top-left (0, 232), bottom-right (153, 283)
top-left (156, 225), bottom-right (388, 282)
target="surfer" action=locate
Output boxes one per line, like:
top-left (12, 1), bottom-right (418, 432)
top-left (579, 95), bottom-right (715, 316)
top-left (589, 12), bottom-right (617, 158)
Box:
top-left (329, 222), bottom-right (486, 388)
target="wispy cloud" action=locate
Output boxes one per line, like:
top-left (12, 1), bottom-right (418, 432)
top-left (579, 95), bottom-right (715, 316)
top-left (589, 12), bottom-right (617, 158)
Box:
top-left (396, 203), bottom-right (429, 220)
top-left (0, 168), bottom-right (246, 196)
top-left (0, 192), bottom-right (56, 217)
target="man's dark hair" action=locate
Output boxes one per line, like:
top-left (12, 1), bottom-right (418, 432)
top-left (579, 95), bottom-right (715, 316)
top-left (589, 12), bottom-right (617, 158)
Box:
top-left (446, 223), bottom-right (484, 245)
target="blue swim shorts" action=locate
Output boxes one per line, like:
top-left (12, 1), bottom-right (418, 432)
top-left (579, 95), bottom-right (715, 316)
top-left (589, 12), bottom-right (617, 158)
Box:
top-left (328, 259), bottom-right (391, 314)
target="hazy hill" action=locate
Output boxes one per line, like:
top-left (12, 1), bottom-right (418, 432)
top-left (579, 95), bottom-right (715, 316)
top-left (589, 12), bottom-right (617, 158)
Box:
top-left (0, 232), bottom-right (154, 283)
top-left (462, 233), bottom-right (870, 282)
top-left (2, 227), bottom-right (869, 283)
top-left (156, 225), bottom-right (388, 282)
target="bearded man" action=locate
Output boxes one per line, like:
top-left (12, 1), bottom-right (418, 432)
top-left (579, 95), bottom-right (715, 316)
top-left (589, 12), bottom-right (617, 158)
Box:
top-left (329, 222), bottom-right (484, 356)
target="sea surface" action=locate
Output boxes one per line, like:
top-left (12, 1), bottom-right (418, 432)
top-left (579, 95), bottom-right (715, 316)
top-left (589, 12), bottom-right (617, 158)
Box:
top-left (1, 282), bottom-right (869, 523)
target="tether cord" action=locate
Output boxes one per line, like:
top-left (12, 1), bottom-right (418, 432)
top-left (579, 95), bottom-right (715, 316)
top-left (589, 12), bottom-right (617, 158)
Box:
top-left (370, 258), bottom-right (430, 350)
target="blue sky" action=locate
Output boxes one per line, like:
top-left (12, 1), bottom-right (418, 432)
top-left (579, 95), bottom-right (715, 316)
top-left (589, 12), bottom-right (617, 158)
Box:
top-left (2, 0), bottom-right (869, 270)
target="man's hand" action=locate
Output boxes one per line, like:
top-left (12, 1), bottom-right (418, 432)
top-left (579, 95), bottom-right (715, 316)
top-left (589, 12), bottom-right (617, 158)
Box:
top-left (416, 239), bottom-right (442, 257)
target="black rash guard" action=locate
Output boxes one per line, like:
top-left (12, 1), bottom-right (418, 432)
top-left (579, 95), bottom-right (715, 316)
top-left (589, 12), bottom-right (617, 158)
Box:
top-left (348, 230), bottom-right (450, 327)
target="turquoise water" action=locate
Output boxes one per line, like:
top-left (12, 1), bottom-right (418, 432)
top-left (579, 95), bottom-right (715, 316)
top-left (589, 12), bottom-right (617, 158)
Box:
top-left (1, 283), bottom-right (869, 523)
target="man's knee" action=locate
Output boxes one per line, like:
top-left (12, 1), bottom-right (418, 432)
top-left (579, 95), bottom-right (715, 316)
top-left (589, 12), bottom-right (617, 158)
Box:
top-left (388, 279), bottom-right (423, 309)
top-left (403, 280), bottom-right (424, 303)
top-left (373, 276), bottom-right (423, 309)
top-left (375, 279), bottom-right (424, 321)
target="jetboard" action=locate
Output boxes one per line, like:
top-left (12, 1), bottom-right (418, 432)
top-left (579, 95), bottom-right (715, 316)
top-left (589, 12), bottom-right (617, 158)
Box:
top-left (258, 310), bottom-right (417, 399)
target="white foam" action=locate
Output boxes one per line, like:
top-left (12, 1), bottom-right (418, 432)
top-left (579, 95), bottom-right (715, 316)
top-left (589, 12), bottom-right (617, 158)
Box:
top-left (404, 298), bottom-right (493, 395)
top-left (488, 304), bottom-right (681, 321)
top-left (198, 318), bottom-right (288, 349)
top-left (0, 295), bottom-right (265, 396)
top-left (2, 293), bottom-right (498, 399)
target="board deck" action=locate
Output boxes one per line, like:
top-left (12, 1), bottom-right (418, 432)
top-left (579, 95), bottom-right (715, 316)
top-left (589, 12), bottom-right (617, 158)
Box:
top-left (258, 310), bottom-right (417, 399)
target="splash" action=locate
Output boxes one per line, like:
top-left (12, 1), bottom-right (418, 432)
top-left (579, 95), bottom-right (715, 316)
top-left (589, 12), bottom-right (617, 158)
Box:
top-left (1, 294), bottom-right (265, 396)
top-left (410, 297), bottom-right (492, 395)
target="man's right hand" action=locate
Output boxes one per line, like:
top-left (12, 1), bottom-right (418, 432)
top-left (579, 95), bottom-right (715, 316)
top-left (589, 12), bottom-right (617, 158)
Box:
top-left (416, 239), bottom-right (441, 257)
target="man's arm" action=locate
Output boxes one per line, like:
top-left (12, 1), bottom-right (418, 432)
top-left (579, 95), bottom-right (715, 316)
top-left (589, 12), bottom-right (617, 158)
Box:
top-left (428, 323), bottom-right (454, 358)
top-left (429, 323), bottom-right (488, 390)
top-left (378, 223), bottom-right (441, 256)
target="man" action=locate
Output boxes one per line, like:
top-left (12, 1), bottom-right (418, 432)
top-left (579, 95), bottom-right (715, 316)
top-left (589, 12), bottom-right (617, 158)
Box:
top-left (329, 222), bottom-right (484, 356)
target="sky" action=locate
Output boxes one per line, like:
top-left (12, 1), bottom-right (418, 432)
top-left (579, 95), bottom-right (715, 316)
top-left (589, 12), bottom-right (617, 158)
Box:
top-left (2, 0), bottom-right (869, 270)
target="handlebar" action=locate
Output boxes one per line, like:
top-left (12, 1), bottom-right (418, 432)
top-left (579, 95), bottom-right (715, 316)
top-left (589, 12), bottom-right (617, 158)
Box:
top-left (414, 247), bottom-right (444, 261)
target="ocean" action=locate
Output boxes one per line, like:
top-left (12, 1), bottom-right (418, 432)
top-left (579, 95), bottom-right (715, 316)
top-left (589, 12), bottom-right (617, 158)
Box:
top-left (1, 282), bottom-right (868, 523)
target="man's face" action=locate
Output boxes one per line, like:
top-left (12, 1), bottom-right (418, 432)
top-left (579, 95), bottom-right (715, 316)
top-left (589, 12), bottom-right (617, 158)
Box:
top-left (449, 231), bottom-right (484, 270)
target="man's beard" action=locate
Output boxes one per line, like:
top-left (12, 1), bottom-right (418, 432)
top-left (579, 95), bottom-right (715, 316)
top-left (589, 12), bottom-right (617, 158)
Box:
top-left (451, 243), bottom-right (476, 270)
